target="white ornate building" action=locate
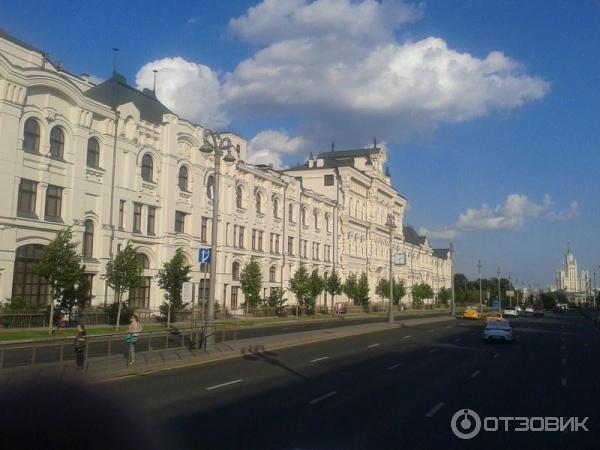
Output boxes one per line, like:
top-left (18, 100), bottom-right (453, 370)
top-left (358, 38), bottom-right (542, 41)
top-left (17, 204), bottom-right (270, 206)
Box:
top-left (556, 245), bottom-right (589, 299)
top-left (0, 30), bottom-right (452, 312)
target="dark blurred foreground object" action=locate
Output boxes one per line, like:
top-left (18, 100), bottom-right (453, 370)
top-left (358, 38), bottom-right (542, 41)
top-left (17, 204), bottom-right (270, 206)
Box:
top-left (0, 380), bottom-right (163, 450)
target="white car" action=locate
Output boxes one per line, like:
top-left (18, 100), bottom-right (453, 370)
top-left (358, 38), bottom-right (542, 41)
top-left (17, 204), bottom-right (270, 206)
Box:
top-left (484, 321), bottom-right (514, 342)
top-left (503, 309), bottom-right (518, 317)
top-left (525, 306), bottom-right (534, 314)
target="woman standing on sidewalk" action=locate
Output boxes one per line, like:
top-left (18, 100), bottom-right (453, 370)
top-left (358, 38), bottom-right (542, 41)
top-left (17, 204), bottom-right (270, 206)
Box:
top-left (74, 323), bottom-right (87, 370)
top-left (127, 315), bottom-right (142, 366)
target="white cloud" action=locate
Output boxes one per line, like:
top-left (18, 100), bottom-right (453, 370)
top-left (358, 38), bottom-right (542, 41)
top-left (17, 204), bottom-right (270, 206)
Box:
top-left (418, 226), bottom-right (460, 240)
top-left (246, 129), bottom-right (309, 168)
top-left (135, 57), bottom-right (228, 129)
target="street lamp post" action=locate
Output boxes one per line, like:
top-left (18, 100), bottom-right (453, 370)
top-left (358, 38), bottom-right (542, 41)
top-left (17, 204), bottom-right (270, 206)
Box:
top-left (386, 214), bottom-right (396, 323)
top-left (497, 267), bottom-right (502, 314)
top-left (594, 270), bottom-right (597, 311)
top-left (478, 260), bottom-right (482, 315)
top-left (450, 243), bottom-right (455, 317)
top-left (200, 130), bottom-right (236, 351)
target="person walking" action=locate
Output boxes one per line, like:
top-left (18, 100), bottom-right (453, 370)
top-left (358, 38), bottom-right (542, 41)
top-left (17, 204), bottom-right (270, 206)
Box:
top-left (126, 315), bottom-right (142, 367)
top-left (74, 323), bottom-right (87, 370)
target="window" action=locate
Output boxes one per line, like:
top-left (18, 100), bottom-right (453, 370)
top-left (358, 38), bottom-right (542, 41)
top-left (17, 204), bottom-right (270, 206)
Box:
top-left (17, 179), bottom-right (37, 216)
top-left (133, 203), bottom-right (142, 233)
top-left (87, 138), bottom-right (100, 168)
top-left (130, 255), bottom-right (150, 309)
top-left (288, 203), bottom-right (294, 223)
top-left (118, 200), bottom-right (125, 230)
top-left (325, 214), bottom-right (331, 232)
top-left (238, 226), bottom-right (245, 248)
top-left (252, 229), bottom-right (257, 250)
top-left (275, 234), bottom-right (280, 254)
top-left (82, 220), bottom-right (94, 258)
top-left (232, 262), bottom-right (240, 280)
top-left (207, 175), bottom-right (215, 200)
top-left (175, 211), bottom-right (186, 233)
top-left (324, 174), bottom-right (334, 186)
top-left (301, 208), bottom-right (307, 226)
top-left (147, 206), bottom-right (156, 235)
top-left (288, 236), bottom-right (294, 256)
top-left (178, 166), bottom-right (189, 191)
top-left (269, 266), bottom-right (277, 282)
top-left (44, 185), bottom-right (62, 220)
top-left (12, 244), bottom-right (49, 307)
top-left (201, 217), bottom-right (208, 242)
top-left (236, 185), bottom-right (243, 208)
top-left (273, 198), bottom-right (279, 218)
top-left (314, 210), bottom-right (319, 229)
top-left (49, 127), bottom-right (64, 160)
top-left (269, 233), bottom-right (274, 253)
top-left (256, 192), bottom-right (262, 214)
top-left (23, 118), bottom-right (40, 154)
top-left (231, 286), bottom-right (239, 309)
top-left (258, 230), bottom-right (263, 251)
top-left (141, 153), bottom-right (154, 182)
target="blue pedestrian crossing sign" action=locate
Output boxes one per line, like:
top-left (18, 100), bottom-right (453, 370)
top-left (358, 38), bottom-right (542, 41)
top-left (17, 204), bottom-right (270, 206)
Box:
top-left (198, 248), bottom-right (211, 264)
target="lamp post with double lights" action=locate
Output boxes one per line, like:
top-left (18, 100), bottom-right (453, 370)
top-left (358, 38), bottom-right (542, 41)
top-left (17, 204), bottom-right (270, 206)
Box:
top-left (450, 242), bottom-right (455, 317)
top-left (200, 130), bottom-right (236, 351)
top-left (386, 213), bottom-right (396, 324)
top-left (477, 260), bottom-right (483, 315)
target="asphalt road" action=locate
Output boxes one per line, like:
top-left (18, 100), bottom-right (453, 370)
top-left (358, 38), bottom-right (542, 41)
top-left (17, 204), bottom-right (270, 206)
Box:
top-left (99, 310), bottom-right (600, 450)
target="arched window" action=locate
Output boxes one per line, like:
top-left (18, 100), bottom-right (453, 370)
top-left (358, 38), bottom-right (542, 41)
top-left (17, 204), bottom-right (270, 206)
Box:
top-left (82, 220), bottom-right (94, 258)
top-left (130, 253), bottom-right (151, 309)
top-left (232, 261), bottom-right (241, 280)
top-left (178, 166), bottom-right (189, 191)
top-left (206, 175), bottom-right (215, 200)
top-left (269, 266), bottom-right (277, 282)
top-left (313, 210), bottom-right (319, 229)
top-left (49, 126), bottom-right (64, 159)
top-left (141, 154), bottom-right (154, 182)
top-left (288, 203), bottom-right (294, 223)
top-left (86, 138), bottom-right (100, 168)
top-left (12, 244), bottom-right (49, 307)
top-left (23, 118), bottom-right (40, 153)
top-left (273, 198), bottom-right (279, 218)
top-left (236, 185), bottom-right (243, 208)
top-left (136, 253), bottom-right (150, 269)
top-left (256, 192), bottom-right (262, 214)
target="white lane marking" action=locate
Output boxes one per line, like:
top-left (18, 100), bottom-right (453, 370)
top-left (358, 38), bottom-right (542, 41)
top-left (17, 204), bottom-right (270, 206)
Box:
top-left (206, 379), bottom-right (243, 391)
top-left (493, 353), bottom-right (500, 359)
top-left (427, 329), bottom-right (435, 333)
top-left (470, 332), bottom-right (477, 336)
top-left (309, 391), bottom-right (337, 405)
top-left (561, 345), bottom-right (566, 351)
top-left (561, 377), bottom-right (567, 387)
top-left (471, 370), bottom-right (481, 379)
top-left (446, 325), bottom-right (453, 329)
top-left (310, 356), bottom-right (330, 363)
top-left (387, 363), bottom-right (403, 371)
top-left (426, 402), bottom-right (445, 418)
top-left (561, 358), bottom-right (567, 364)
top-left (453, 338), bottom-right (461, 343)
top-left (428, 348), bottom-right (439, 353)
top-left (368, 343), bottom-right (380, 348)
top-left (403, 335), bottom-right (412, 339)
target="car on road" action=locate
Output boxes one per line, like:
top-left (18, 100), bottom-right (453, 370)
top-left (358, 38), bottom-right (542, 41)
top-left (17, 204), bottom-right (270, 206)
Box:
top-left (515, 305), bottom-right (523, 312)
top-left (533, 307), bottom-right (544, 317)
top-left (525, 306), bottom-right (534, 314)
top-left (463, 307), bottom-right (481, 320)
top-left (485, 312), bottom-right (505, 323)
top-left (484, 321), bottom-right (514, 342)
top-left (503, 308), bottom-right (518, 317)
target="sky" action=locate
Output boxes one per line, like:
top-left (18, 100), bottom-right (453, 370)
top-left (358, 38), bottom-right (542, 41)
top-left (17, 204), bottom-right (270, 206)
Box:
top-left (2, 0), bottom-right (599, 288)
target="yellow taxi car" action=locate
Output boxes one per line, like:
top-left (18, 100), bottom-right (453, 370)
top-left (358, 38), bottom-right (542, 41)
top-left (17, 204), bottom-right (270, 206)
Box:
top-left (485, 312), bottom-right (505, 323)
top-left (463, 307), bottom-right (482, 320)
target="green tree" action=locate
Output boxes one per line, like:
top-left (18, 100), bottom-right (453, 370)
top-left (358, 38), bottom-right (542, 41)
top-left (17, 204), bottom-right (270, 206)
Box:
top-left (103, 243), bottom-right (143, 331)
top-left (264, 287), bottom-right (286, 316)
top-left (34, 227), bottom-right (88, 335)
top-left (240, 260), bottom-right (263, 311)
top-left (325, 270), bottom-right (343, 312)
top-left (355, 272), bottom-right (371, 310)
top-left (412, 282), bottom-right (434, 309)
top-left (289, 265), bottom-right (311, 314)
top-left (376, 277), bottom-right (406, 306)
top-left (308, 270), bottom-right (325, 315)
top-left (156, 248), bottom-right (192, 327)
top-left (343, 273), bottom-right (358, 304)
top-left (436, 287), bottom-right (451, 306)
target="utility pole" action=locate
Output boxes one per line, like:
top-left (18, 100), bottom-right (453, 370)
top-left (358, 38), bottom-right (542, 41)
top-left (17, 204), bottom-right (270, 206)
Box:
top-left (387, 214), bottom-right (396, 323)
top-left (594, 270), bottom-right (597, 311)
top-left (478, 260), bottom-right (483, 315)
top-left (497, 267), bottom-right (502, 314)
top-left (450, 243), bottom-right (455, 317)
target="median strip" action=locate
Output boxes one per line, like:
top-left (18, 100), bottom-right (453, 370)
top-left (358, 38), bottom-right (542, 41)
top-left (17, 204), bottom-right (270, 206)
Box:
top-left (426, 402), bottom-right (445, 418)
top-left (310, 356), bottom-right (329, 363)
top-left (206, 379), bottom-right (243, 391)
top-left (309, 391), bottom-right (337, 405)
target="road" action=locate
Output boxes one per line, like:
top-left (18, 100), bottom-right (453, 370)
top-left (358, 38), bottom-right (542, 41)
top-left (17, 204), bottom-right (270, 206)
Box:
top-left (102, 311), bottom-right (600, 449)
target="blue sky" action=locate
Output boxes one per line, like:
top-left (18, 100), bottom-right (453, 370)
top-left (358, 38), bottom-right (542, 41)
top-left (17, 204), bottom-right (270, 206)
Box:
top-left (3, 0), bottom-right (599, 287)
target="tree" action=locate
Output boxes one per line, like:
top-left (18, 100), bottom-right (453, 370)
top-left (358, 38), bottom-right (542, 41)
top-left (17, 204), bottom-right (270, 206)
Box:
top-left (412, 282), bottom-right (434, 309)
top-left (343, 273), bottom-right (358, 304)
top-left (289, 265), bottom-right (312, 314)
top-left (156, 248), bottom-right (192, 327)
top-left (103, 244), bottom-right (143, 331)
top-left (355, 272), bottom-right (371, 310)
top-left (264, 287), bottom-right (286, 316)
top-left (34, 227), bottom-right (88, 335)
top-left (375, 277), bottom-right (406, 306)
top-left (308, 269), bottom-right (325, 315)
top-left (239, 260), bottom-right (263, 311)
top-left (325, 270), bottom-right (343, 312)
top-left (437, 287), bottom-right (452, 306)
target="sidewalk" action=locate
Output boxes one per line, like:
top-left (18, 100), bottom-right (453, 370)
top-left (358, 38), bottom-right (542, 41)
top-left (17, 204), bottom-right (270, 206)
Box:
top-left (0, 315), bottom-right (455, 385)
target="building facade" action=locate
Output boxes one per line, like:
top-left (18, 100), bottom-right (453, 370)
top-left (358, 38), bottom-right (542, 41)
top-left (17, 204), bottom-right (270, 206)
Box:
top-left (556, 245), bottom-right (589, 302)
top-left (0, 31), bottom-right (451, 312)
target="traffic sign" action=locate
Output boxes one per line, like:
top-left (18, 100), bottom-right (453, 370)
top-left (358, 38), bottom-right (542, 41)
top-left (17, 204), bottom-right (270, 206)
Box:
top-left (506, 290), bottom-right (514, 297)
top-left (492, 301), bottom-right (499, 308)
top-left (182, 282), bottom-right (193, 304)
top-left (198, 248), bottom-right (211, 264)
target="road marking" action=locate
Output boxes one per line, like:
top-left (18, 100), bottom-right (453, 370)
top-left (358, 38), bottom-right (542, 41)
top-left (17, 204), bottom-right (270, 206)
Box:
top-left (561, 377), bottom-right (567, 387)
top-left (561, 345), bottom-right (566, 351)
top-left (453, 338), bottom-right (461, 343)
top-left (310, 356), bottom-right (330, 363)
top-left (471, 370), bottom-right (481, 379)
top-left (367, 343), bottom-right (380, 348)
top-left (427, 329), bottom-right (435, 333)
top-left (428, 348), bottom-right (439, 353)
top-left (206, 379), bottom-right (243, 391)
top-left (493, 353), bottom-right (500, 359)
top-left (387, 363), bottom-right (403, 371)
top-left (309, 391), bottom-right (337, 405)
top-left (470, 332), bottom-right (476, 336)
top-left (561, 358), bottom-right (567, 364)
top-left (446, 325), bottom-right (453, 329)
top-left (403, 335), bottom-right (412, 339)
top-left (426, 402), bottom-right (445, 418)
